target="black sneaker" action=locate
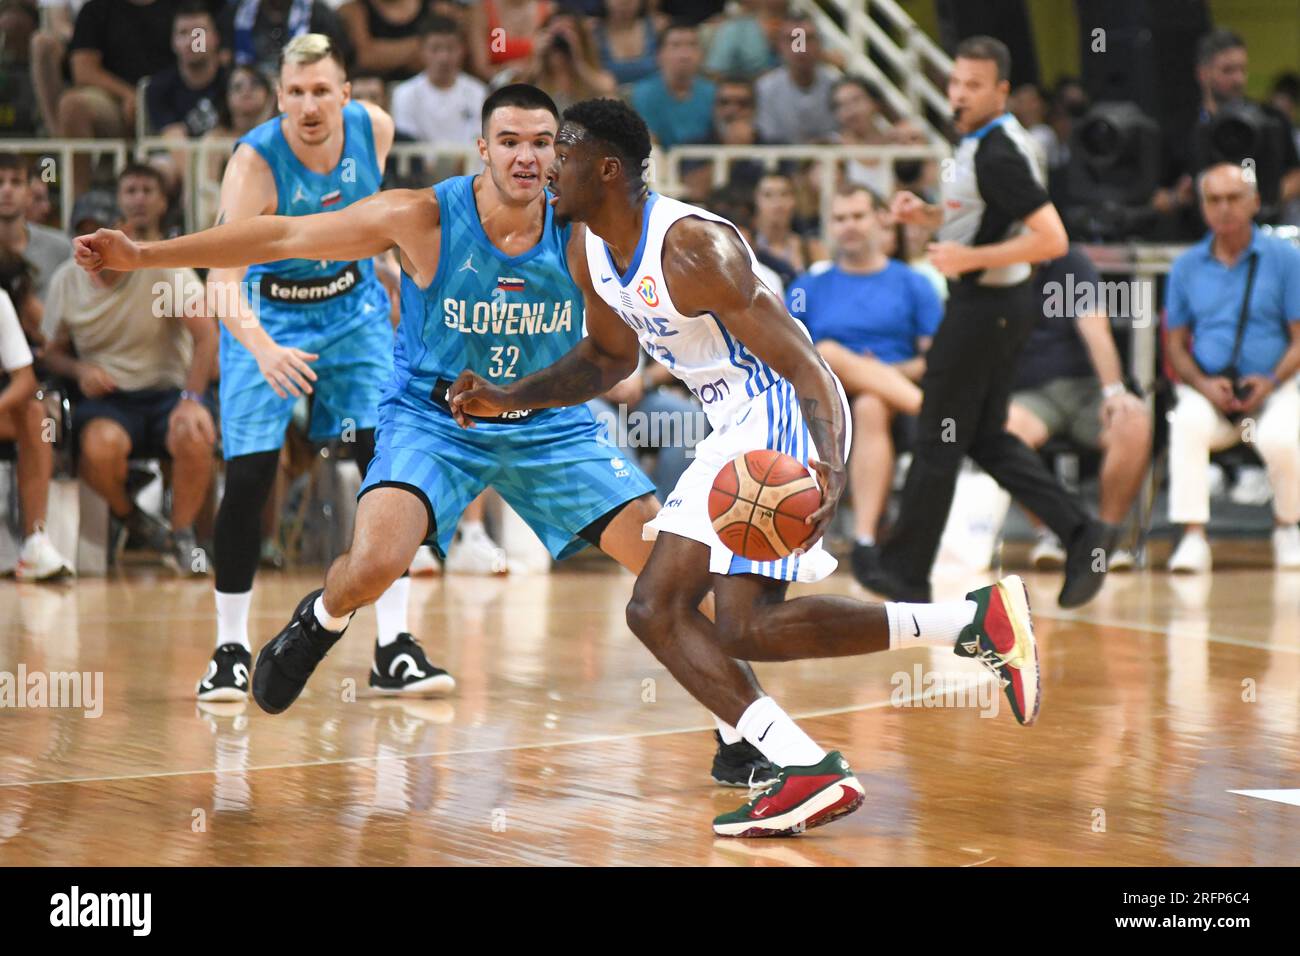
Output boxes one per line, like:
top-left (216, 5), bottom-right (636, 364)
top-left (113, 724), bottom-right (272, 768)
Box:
top-left (252, 589), bottom-right (348, 714)
top-left (1058, 520), bottom-right (1117, 609)
top-left (369, 633), bottom-right (456, 696)
top-left (850, 543), bottom-right (931, 602)
top-left (111, 505), bottom-right (172, 560)
top-left (196, 643), bottom-right (252, 702)
top-left (710, 731), bottom-right (780, 788)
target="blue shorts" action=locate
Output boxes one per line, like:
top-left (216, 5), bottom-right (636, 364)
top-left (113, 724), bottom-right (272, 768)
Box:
top-left (218, 283), bottom-right (393, 459)
top-left (360, 390), bottom-right (655, 560)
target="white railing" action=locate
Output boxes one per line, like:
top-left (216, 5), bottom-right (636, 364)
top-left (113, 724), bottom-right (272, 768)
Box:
top-left (2, 139), bottom-right (130, 231)
top-left (797, 0), bottom-right (953, 136)
top-left (658, 142), bottom-right (947, 236)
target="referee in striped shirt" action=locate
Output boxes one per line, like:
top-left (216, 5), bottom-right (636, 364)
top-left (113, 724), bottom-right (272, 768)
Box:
top-left (858, 35), bottom-right (1113, 608)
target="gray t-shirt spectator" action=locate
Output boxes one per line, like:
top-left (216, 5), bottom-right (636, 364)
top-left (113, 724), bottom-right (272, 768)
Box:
top-left (755, 63), bottom-right (839, 144)
top-left (21, 223), bottom-right (74, 303)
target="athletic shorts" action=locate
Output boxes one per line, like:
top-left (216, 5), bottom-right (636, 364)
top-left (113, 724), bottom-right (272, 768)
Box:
top-left (1011, 376), bottom-right (1103, 450)
top-left (644, 375), bottom-right (852, 583)
top-left (218, 282), bottom-right (393, 459)
top-left (359, 390), bottom-right (655, 561)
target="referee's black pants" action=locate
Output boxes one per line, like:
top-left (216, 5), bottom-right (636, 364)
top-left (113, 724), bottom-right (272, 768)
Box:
top-left (879, 281), bottom-right (1089, 587)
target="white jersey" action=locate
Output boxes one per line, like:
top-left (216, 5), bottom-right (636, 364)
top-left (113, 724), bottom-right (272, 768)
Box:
top-left (584, 193), bottom-right (796, 426)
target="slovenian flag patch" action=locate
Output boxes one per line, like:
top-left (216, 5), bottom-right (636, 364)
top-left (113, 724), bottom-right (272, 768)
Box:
top-left (497, 277), bottom-right (525, 292)
top-left (321, 189), bottom-right (342, 207)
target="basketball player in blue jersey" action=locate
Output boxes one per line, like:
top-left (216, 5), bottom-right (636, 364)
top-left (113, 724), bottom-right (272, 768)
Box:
top-left (76, 84), bottom-right (778, 788)
top-left (194, 35), bottom-right (449, 704)
top-left (449, 98), bottom-right (1045, 837)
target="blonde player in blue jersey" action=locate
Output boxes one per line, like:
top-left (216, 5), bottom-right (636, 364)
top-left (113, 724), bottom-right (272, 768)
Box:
top-left (76, 84), bottom-right (780, 788)
top-left (167, 35), bottom-right (444, 703)
top-left (449, 98), bottom-right (1044, 837)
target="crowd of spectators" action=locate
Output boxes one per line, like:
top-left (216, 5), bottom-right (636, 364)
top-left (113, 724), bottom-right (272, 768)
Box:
top-left (0, 3), bottom-right (1298, 583)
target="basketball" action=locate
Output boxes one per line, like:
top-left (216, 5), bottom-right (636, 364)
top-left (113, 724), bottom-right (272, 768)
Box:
top-left (709, 450), bottom-right (823, 561)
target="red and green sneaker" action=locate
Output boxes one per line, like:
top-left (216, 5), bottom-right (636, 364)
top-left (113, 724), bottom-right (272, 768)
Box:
top-left (712, 751), bottom-right (865, 838)
top-left (954, 574), bottom-right (1040, 725)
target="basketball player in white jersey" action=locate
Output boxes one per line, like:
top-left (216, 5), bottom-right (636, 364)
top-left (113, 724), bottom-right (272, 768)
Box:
top-left (451, 98), bottom-right (1043, 837)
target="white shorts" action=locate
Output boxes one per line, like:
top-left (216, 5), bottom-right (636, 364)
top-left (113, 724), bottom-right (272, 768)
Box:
top-left (643, 376), bottom-right (852, 583)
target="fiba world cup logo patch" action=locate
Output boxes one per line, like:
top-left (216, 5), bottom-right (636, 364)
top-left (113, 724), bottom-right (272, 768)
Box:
top-left (637, 275), bottom-right (659, 307)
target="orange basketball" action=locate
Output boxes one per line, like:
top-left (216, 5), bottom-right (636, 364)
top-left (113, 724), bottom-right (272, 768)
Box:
top-left (709, 449), bottom-right (822, 561)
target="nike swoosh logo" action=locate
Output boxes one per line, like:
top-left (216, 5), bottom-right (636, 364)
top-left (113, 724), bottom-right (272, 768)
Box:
top-left (600, 274), bottom-right (613, 283)
top-left (735, 407), bottom-right (752, 425)
top-left (912, 615), bottom-right (920, 637)
top-left (757, 721), bottom-right (774, 742)
top-left (752, 804), bottom-right (771, 817)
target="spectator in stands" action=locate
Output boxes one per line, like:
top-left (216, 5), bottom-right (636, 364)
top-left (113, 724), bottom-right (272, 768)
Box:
top-left (1009, 82), bottom-right (1054, 174)
top-left (686, 77), bottom-right (765, 193)
top-left (0, 153), bottom-right (73, 303)
top-left (145, 0), bottom-right (226, 138)
top-left (1046, 76), bottom-right (1086, 170)
top-left (464, 0), bottom-right (551, 82)
top-left (786, 184), bottom-right (939, 556)
top-left (217, 0), bottom-right (351, 80)
top-left (751, 171), bottom-right (825, 273)
top-left (1164, 162), bottom-right (1300, 571)
top-left (1005, 246), bottom-right (1151, 570)
top-left (43, 168), bottom-right (217, 570)
top-left (831, 76), bottom-right (908, 197)
top-left (513, 11), bottom-right (615, 112)
top-left (588, 0), bottom-right (662, 87)
top-left (391, 15), bottom-right (486, 144)
top-left (631, 20), bottom-right (714, 150)
top-left (29, 0), bottom-right (83, 135)
top-left (58, 0), bottom-right (176, 139)
top-left (704, 0), bottom-right (783, 80)
top-left (0, 266), bottom-right (74, 580)
top-left (0, 0), bottom-right (40, 136)
top-left (1154, 30), bottom-right (1300, 224)
top-left (339, 0), bottom-right (428, 84)
top-left (26, 169), bottom-right (53, 226)
top-left (754, 12), bottom-right (838, 145)
top-left (200, 64), bottom-right (274, 184)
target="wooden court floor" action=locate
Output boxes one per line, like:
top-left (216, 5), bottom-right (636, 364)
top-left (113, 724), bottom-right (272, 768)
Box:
top-left (1, 558), bottom-right (1298, 866)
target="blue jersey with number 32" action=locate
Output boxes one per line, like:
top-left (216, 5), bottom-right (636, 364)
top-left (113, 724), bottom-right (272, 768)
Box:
top-left (390, 175), bottom-right (584, 402)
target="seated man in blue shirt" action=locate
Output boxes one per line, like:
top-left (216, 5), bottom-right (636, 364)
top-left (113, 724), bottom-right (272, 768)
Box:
top-left (1165, 162), bottom-right (1300, 571)
top-left (1006, 246), bottom-right (1152, 570)
top-left (630, 22), bottom-right (715, 150)
top-left (786, 184), bottom-right (941, 566)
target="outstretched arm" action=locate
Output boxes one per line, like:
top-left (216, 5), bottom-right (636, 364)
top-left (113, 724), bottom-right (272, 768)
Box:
top-left (666, 217), bottom-right (848, 541)
top-left (448, 224), bottom-right (641, 426)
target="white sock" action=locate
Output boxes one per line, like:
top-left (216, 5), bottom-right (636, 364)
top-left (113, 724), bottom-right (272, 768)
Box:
top-left (314, 594), bottom-right (353, 633)
top-left (215, 590), bottom-right (252, 650)
top-left (713, 714), bottom-right (743, 744)
top-left (736, 696), bottom-right (825, 768)
top-left (374, 576), bottom-right (410, 647)
top-left (855, 534), bottom-right (875, 547)
top-left (886, 600), bottom-right (977, 650)
top-left (460, 519), bottom-right (485, 539)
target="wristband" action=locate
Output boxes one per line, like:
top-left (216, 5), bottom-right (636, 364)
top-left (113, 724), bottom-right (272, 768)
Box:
top-left (1101, 382), bottom-right (1127, 401)
top-left (180, 390), bottom-right (204, 404)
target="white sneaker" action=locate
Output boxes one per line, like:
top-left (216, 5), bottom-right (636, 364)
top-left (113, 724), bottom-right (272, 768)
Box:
top-left (1029, 531), bottom-right (1066, 570)
top-left (1272, 525), bottom-right (1300, 569)
top-left (1207, 463), bottom-right (1227, 499)
top-left (14, 529), bottom-right (74, 581)
top-left (1108, 547), bottom-right (1136, 571)
top-left (444, 527), bottom-right (508, 575)
top-left (1230, 466), bottom-right (1273, 507)
top-left (408, 544), bottom-right (441, 576)
top-left (1168, 532), bottom-right (1212, 573)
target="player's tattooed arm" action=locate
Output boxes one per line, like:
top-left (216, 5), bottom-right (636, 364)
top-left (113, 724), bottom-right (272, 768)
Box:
top-left (448, 224), bottom-right (640, 426)
top-left (664, 217), bottom-right (848, 540)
